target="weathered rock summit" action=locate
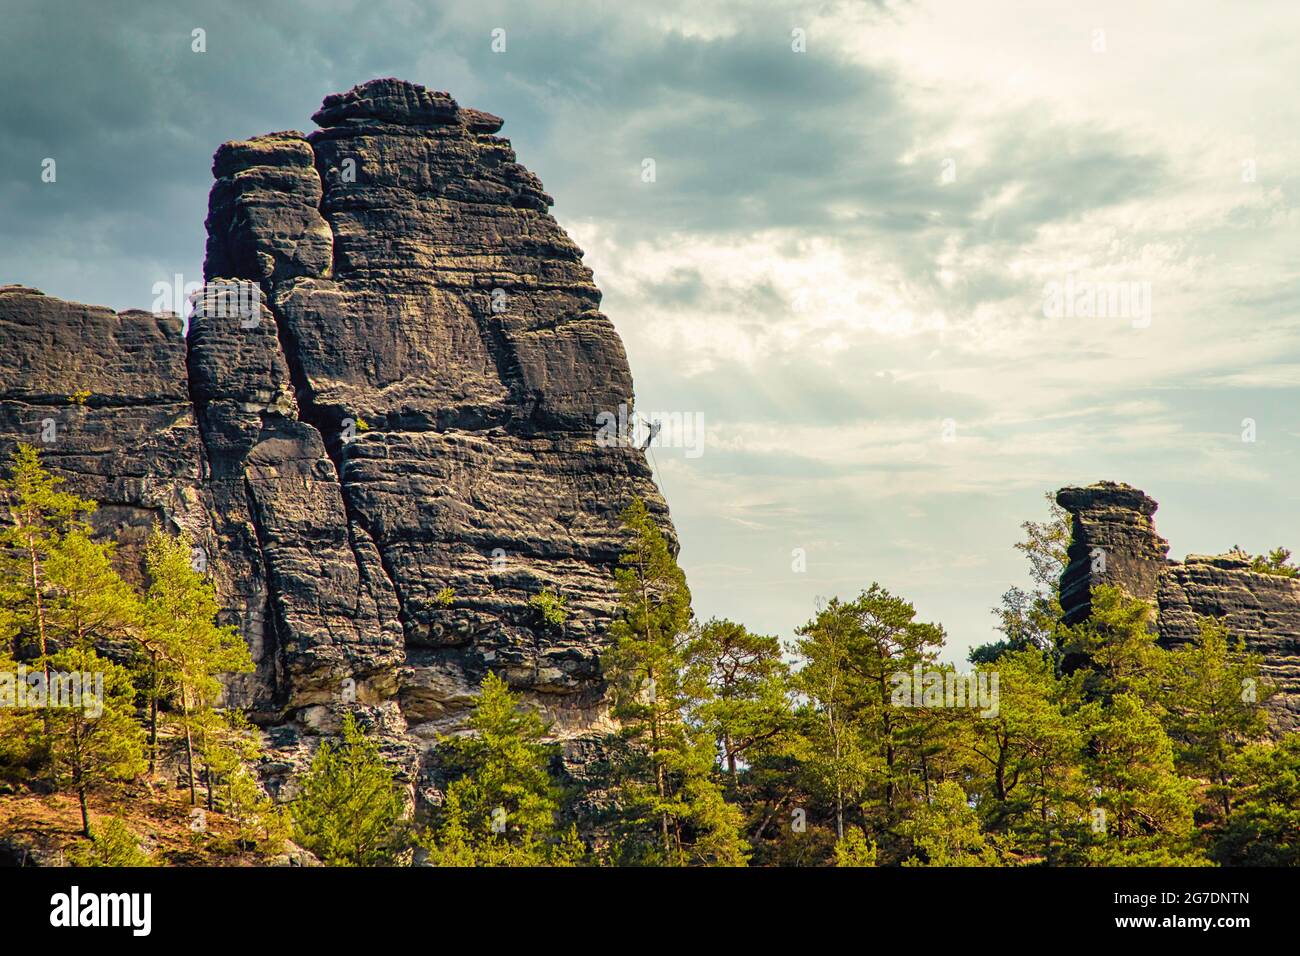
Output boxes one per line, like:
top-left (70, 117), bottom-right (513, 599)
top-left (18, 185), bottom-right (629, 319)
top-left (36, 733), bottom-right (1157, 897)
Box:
top-left (1058, 481), bottom-right (1300, 732)
top-left (0, 79), bottom-right (670, 794)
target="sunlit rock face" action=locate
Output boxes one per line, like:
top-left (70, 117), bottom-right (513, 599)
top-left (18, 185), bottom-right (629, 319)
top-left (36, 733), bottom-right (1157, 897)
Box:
top-left (1058, 482), bottom-right (1300, 733)
top-left (0, 79), bottom-right (672, 793)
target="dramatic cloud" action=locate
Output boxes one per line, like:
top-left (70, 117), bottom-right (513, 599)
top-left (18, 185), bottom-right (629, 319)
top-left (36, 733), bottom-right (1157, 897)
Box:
top-left (2, 0), bottom-right (1297, 658)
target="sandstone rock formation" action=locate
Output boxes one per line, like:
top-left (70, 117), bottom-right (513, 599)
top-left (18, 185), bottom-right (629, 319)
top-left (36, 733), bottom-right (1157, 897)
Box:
top-left (1058, 482), bottom-right (1300, 732)
top-left (1057, 482), bottom-right (1170, 627)
top-left (0, 286), bottom-right (210, 579)
top-left (0, 79), bottom-right (671, 798)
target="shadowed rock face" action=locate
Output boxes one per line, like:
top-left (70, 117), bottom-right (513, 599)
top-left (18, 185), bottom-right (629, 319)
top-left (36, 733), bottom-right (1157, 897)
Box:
top-left (1056, 482), bottom-right (1169, 627)
top-left (0, 80), bottom-right (671, 788)
top-left (0, 286), bottom-right (210, 581)
top-left (1058, 482), bottom-right (1300, 733)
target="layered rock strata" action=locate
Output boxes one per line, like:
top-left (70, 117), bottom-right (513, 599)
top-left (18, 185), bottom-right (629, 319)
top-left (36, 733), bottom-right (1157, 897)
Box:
top-left (0, 79), bottom-right (670, 796)
top-left (1058, 482), bottom-right (1300, 732)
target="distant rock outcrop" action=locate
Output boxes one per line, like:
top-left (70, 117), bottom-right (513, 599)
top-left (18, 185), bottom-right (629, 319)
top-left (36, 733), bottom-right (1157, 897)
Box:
top-left (1058, 481), bottom-right (1300, 732)
top-left (0, 79), bottom-right (670, 798)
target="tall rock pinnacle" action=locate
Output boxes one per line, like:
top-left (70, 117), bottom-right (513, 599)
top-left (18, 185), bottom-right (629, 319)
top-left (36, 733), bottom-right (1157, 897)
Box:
top-left (0, 80), bottom-right (672, 784)
top-left (1057, 481), bottom-right (1300, 732)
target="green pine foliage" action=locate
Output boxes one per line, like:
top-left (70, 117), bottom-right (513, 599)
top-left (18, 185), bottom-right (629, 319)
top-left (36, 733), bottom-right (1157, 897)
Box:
top-left (973, 493), bottom-right (1070, 664)
top-left (528, 587), bottom-right (569, 627)
top-left (45, 644), bottom-right (146, 836)
top-left (65, 816), bottom-right (154, 867)
top-left (142, 530), bottom-right (254, 805)
top-left (291, 712), bottom-right (408, 866)
top-left (2, 444), bottom-right (1298, 869)
top-left (0, 641), bottom-right (42, 771)
top-left (0, 443), bottom-right (97, 669)
top-left (1213, 735), bottom-right (1300, 865)
top-left (421, 672), bottom-right (584, 866)
top-left (1245, 546), bottom-right (1299, 578)
top-left (1160, 618), bottom-right (1273, 821)
top-left (686, 618), bottom-right (792, 777)
top-left (605, 497), bottom-right (748, 866)
top-left (46, 529), bottom-right (142, 654)
top-left (792, 585), bottom-right (948, 860)
top-left (963, 648), bottom-right (1096, 863)
top-left (833, 826), bottom-right (877, 866)
top-left (901, 781), bottom-right (999, 866)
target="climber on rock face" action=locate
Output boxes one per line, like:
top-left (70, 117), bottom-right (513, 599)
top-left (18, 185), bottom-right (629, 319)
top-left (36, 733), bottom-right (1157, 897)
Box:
top-left (639, 418), bottom-right (663, 451)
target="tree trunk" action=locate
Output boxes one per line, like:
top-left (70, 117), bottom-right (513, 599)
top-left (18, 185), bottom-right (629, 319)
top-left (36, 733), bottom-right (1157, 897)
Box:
top-left (835, 782), bottom-right (844, 841)
top-left (78, 785), bottom-right (90, 838)
top-left (29, 537), bottom-right (48, 676)
top-left (649, 687), bottom-right (670, 856)
top-left (73, 734), bottom-right (91, 838)
top-left (181, 685), bottom-right (196, 806)
top-left (200, 720), bottom-right (214, 812)
top-left (148, 651), bottom-right (158, 775)
top-left (640, 569), bottom-right (672, 858)
top-left (28, 536), bottom-right (52, 744)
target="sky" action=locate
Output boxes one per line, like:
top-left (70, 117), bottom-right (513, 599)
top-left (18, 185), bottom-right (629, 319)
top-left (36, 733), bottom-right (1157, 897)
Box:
top-left (2, 0), bottom-right (1298, 662)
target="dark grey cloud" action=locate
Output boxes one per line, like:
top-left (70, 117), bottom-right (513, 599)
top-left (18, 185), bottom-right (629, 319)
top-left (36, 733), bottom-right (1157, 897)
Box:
top-left (0, 0), bottom-right (450, 308)
top-left (0, 0), bottom-right (1166, 323)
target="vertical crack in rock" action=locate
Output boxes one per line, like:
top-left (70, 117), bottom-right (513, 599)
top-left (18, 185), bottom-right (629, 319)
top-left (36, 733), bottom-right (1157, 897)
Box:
top-left (198, 129), bottom-right (404, 717)
top-left (239, 472), bottom-right (283, 711)
top-left (262, 274), bottom-right (406, 632)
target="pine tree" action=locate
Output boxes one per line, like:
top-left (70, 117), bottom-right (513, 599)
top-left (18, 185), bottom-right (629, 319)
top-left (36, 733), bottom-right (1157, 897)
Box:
top-left (291, 712), bottom-right (407, 866)
top-left (605, 497), bottom-right (748, 865)
top-left (0, 642), bottom-right (42, 770)
top-left (197, 706), bottom-right (282, 848)
top-left (0, 444), bottom-right (95, 699)
top-left (46, 529), bottom-right (142, 655)
top-left (45, 644), bottom-right (146, 836)
top-left (1213, 733), bottom-right (1300, 865)
top-left (1160, 618), bottom-right (1272, 821)
top-left (963, 648), bottom-right (1095, 863)
top-left (792, 597), bottom-right (871, 843)
top-left (1063, 584), bottom-right (1163, 702)
top-left (900, 780), bottom-right (999, 866)
top-left (65, 816), bottom-right (153, 866)
top-left (793, 584), bottom-right (946, 854)
top-left (1246, 546), bottom-right (1299, 577)
top-left (1085, 692), bottom-right (1196, 852)
top-left (141, 530), bottom-right (253, 800)
top-left (974, 492), bottom-right (1070, 664)
top-left (423, 672), bottom-right (577, 865)
top-left (686, 617), bottom-right (792, 777)
top-left (833, 826), bottom-right (877, 866)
